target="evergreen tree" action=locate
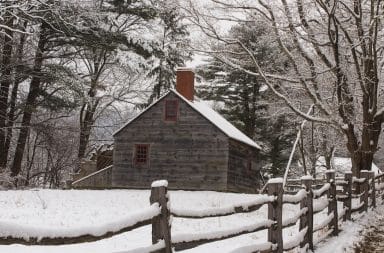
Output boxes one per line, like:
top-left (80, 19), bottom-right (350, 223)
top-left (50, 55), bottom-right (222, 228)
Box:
top-left (197, 21), bottom-right (297, 177)
top-left (146, 0), bottom-right (191, 105)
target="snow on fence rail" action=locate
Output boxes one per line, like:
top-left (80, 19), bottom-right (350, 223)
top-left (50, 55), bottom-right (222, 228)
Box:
top-left (159, 171), bottom-right (380, 252)
top-left (313, 183), bottom-right (330, 198)
top-left (0, 171), bottom-right (383, 253)
top-left (171, 195), bottom-right (274, 218)
top-left (0, 203), bottom-right (160, 244)
top-left (0, 180), bottom-right (172, 253)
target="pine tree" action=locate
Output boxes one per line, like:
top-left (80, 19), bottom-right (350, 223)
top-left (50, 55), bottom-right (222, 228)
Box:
top-left (146, 0), bottom-right (191, 105)
top-left (197, 21), bottom-right (297, 177)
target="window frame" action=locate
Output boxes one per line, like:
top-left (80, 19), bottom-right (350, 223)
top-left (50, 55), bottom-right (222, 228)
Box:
top-left (164, 99), bottom-right (179, 122)
top-left (133, 144), bottom-right (150, 167)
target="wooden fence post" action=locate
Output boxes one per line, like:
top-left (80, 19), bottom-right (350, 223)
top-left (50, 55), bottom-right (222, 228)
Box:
top-left (267, 179), bottom-right (283, 253)
top-left (369, 171), bottom-right (376, 208)
top-left (344, 172), bottom-right (352, 221)
top-left (300, 176), bottom-right (313, 250)
top-left (326, 170), bottom-right (338, 235)
top-left (150, 181), bottom-right (172, 253)
top-left (360, 171), bottom-right (369, 212)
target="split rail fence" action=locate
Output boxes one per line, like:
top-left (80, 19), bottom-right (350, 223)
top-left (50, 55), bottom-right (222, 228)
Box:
top-left (1, 170), bottom-right (384, 253)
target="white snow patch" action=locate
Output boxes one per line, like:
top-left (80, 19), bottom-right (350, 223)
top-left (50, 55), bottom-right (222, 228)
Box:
top-left (171, 195), bottom-right (274, 217)
top-left (229, 242), bottom-right (273, 253)
top-left (0, 188), bottom-right (381, 253)
top-left (267, 177), bottom-right (283, 184)
top-left (172, 219), bottom-right (274, 243)
top-left (315, 199), bottom-right (384, 253)
top-left (0, 189), bottom-right (299, 253)
top-left (113, 240), bottom-right (164, 253)
top-left (352, 201), bottom-right (364, 211)
top-left (313, 183), bottom-right (330, 198)
top-left (259, 84), bottom-right (269, 93)
top-left (151, 180), bottom-right (168, 188)
top-left (283, 227), bottom-right (308, 250)
top-left (353, 177), bottom-right (366, 183)
top-left (214, 71), bottom-right (228, 76)
top-left (0, 203), bottom-right (160, 240)
top-left (301, 175), bottom-right (314, 180)
top-left (283, 189), bottom-right (307, 203)
top-left (316, 157), bottom-right (382, 177)
top-left (313, 198), bottom-right (329, 213)
top-left (177, 90), bottom-right (261, 150)
top-left (341, 124), bottom-right (349, 130)
top-left (282, 207), bottom-right (307, 227)
top-left (314, 213), bottom-right (334, 232)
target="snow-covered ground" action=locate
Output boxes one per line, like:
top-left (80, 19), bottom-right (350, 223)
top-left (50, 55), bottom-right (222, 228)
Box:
top-left (0, 189), bottom-right (375, 253)
top-left (315, 198), bottom-right (384, 253)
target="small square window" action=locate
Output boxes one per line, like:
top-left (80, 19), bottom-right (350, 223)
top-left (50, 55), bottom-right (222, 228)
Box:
top-left (164, 100), bottom-right (178, 121)
top-left (134, 144), bottom-right (149, 166)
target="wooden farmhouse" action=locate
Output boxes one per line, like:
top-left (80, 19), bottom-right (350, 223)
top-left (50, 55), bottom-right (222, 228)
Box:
top-left (73, 68), bottom-right (263, 193)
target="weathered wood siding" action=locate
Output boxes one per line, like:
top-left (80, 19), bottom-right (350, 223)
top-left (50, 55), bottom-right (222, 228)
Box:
top-left (227, 139), bottom-right (261, 193)
top-left (73, 160), bottom-right (97, 182)
top-left (96, 150), bottom-right (113, 171)
top-left (72, 166), bottom-right (112, 189)
top-left (113, 92), bottom-right (229, 191)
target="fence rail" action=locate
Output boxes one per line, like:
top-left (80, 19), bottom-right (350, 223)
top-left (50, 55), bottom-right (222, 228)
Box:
top-left (0, 203), bottom-right (160, 245)
top-left (170, 170), bottom-right (381, 253)
top-left (0, 170), bottom-right (382, 253)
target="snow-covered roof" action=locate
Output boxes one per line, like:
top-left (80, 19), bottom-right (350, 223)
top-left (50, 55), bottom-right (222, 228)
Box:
top-left (114, 90), bottom-right (261, 150)
top-left (315, 156), bottom-right (382, 176)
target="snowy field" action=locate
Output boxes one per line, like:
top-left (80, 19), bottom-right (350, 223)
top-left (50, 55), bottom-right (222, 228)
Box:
top-left (0, 189), bottom-right (372, 253)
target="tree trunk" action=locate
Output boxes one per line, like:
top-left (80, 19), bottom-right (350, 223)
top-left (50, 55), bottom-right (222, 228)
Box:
top-left (4, 24), bottom-right (28, 167)
top-left (77, 91), bottom-right (100, 166)
top-left (156, 60), bottom-right (163, 99)
top-left (360, 55), bottom-right (380, 172)
top-left (0, 11), bottom-right (14, 168)
top-left (77, 50), bottom-right (105, 168)
top-left (25, 133), bottom-right (39, 186)
top-left (298, 134), bottom-right (307, 175)
top-left (78, 103), bottom-right (97, 161)
top-left (11, 25), bottom-right (47, 177)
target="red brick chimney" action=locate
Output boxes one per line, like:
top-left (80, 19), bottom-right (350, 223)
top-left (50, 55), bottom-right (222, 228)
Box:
top-left (176, 68), bottom-right (194, 101)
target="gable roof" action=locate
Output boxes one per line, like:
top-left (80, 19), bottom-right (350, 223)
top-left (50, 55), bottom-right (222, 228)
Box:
top-left (114, 90), bottom-right (261, 150)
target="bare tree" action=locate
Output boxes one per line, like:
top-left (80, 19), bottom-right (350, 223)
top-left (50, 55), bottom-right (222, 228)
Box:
top-left (0, 1), bottom-right (31, 168)
top-left (8, 0), bottom-right (93, 177)
top-left (71, 0), bottom-right (157, 165)
top-left (185, 0), bottom-right (384, 176)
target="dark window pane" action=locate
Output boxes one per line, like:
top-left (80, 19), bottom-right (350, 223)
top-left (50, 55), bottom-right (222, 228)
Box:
top-left (135, 144), bottom-right (149, 165)
top-left (165, 100), bottom-right (178, 121)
